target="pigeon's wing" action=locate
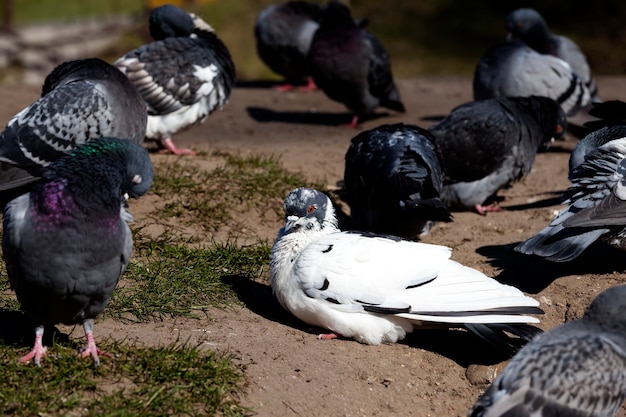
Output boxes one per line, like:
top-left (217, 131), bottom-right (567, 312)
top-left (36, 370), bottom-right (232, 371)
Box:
top-left (0, 81), bottom-right (113, 175)
top-left (293, 232), bottom-right (451, 313)
top-left (1, 193), bottom-right (30, 288)
top-left (516, 139), bottom-right (626, 261)
top-left (116, 35), bottom-right (233, 116)
top-left (362, 31), bottom-right (404, 112)
top-left (470, 331), bottom-right (626, 417)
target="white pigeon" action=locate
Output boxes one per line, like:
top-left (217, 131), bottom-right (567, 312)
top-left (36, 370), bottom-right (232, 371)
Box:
top-left (270, 188), bottom-right (543, 349)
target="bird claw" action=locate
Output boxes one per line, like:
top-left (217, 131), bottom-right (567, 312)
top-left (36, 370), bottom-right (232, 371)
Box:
top-left (159, 138), bottom-right (196, 155)
top-left (317, 333), bottom-right (339, 340)
top-left (475, 203), bottom-right (502, 215)
top-left (19, 346), bottom-right (48, 366)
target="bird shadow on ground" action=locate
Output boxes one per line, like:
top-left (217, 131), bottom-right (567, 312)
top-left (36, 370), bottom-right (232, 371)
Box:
top-left (246, 106), bottom-right (389, 126)
top-left (222, 275), bottom-right (520, 367)
top-left (0, 309), bottom-right (75, 350)
top-left (501, 192), bottom-right (565, 211)
top-left (419, 114), bottom-right (446, 123)
top-left (477, 242), bottom-right (626, 294)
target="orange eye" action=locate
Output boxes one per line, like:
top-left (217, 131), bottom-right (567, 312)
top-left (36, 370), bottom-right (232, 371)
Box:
top-left (307, 205), bottom-right (316, 213)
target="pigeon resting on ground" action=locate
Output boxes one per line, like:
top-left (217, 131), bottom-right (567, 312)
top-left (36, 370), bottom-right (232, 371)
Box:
top-left (516, 137), bottom-right (626, 262)
top-left (428, 96), bottom-right (567, 214)
top-left (569, 125), bottom-right (626, 173)
top-left (0, 58), bottom-right (147, 194)
top-left (469, 284), bottom-right (626, 417)
top-left (2, 137), bottom-right (154, 366)
top-left (505, 8), bottom-right (600, 103)
top-left (116, 4), bottom-right (235, 155)
top-left (473, 40), bottom-right (591, 117)
top-left (307, 1), bottom-right (405, 127)
top-left (343, 123), bottom-right (452, 239)
top-left (270, 188), bottom-right (543, 352)
top-left (254, 1), bottom-right (322, 91)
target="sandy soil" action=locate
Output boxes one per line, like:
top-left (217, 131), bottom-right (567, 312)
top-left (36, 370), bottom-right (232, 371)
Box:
top-left (1, 76), bottom-right (626, 417)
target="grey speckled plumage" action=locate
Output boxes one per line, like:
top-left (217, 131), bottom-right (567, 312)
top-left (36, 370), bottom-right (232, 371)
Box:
top-left (516, 136), bottom-right (626, 262)
top-left (116, 4), bottom-right (235, 155)
top-left (505, 8), bottom-right (600, 104)
top-left (469, 284), bottom-right (626, 417)
top-left (473, 40), bottom-right (591, 117)
top-left (2, 137), bottom-right (154, 365)
top-left (270, 187), bottom-right (543, 353)
top-left (569, 125), bottom-right (626, 173)
top-left (343, 123), bottom-right (452, 239)
top-left (254, 1), bottom-right (322, 89)
top-left (0, 58), bottom-right (147, 194)
top-left (428, 96), bottom-right (567, 214)
top-left (307, 1), bottom-right (404, 127)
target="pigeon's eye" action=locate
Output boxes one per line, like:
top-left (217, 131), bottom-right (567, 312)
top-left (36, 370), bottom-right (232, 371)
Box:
top-left (132, 175), bottom-right (142, 185)
top-left (307, 205), bottom-right (316, 214)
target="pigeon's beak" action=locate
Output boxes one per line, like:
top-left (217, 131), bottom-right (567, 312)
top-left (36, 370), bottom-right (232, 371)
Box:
top-left (284, 215), bottom-right (302, 233)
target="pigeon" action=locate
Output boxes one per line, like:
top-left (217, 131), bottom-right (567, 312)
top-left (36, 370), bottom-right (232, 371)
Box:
top-left (516, 136), bottom-right (626, 262)
top-left (116, 4), bottom-right (236, 155)
top-left (427, 96), bottom-right (567, 214)
top-left (473, 40), bottom-right (591, 117)
top-left (569, 125), bottom-right (626, 173)
top-left (468, 284), bottom-right (626, 417)
top-left (0, 58), bottom-right (147, 195)
top-left (2, 137), bottom-right (154, 366)
top-left (254, 1), bottom-right (322, 91)
top-left (343, 123), bottom-right (452, 239)
top-left (505, 8), bottom-right (600, 103)
top-left (270, 188), bottom-right (543, 351)
top-left (307, 1), bottom-right (405, 128)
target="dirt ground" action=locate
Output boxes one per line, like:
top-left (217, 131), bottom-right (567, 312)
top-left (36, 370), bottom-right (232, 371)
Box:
top-left (2, 76), bottom-right (626, 417)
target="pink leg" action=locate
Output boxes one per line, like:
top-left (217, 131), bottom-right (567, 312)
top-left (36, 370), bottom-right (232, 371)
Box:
top-left (159, 138), bottom-right (196, 155)
top-left (317, 333), bottom-right (339, 340)
top-left (79, 319), bottom-right (111, 366)
top-left (19, 325), bottom-right (47, 366)
top-left (297, 77), bottom-right (317, 92)
top-left (273, 83), bottom-right (296, 92)
top-left (475, 202), bottom-right (502, 215)
top-left (340, 115), bottom-right (360, 129)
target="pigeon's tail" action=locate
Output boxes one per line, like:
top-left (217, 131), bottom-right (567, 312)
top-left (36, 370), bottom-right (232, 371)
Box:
top-left (464, 323), bottom-right (542, 355)
top-left (0, 162), bottom-right (39, 192)
top-left (514, 222), bottom-right (608, 262)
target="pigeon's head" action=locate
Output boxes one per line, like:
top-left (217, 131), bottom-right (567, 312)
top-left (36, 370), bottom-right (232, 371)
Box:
top-left (282, 188), bottom-right (337, 233)
top-left (41, 58), bottom-right (114, 96)
top-left (149, 4), bottom-right (196, 40)
top-left (584, 285), bottom-right (626, 335)
top-left (504, 8), bottom-right (549, 42)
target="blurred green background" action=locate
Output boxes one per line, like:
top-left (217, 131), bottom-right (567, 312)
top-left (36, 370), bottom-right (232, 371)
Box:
top-left (2, 0), bottom-right (625, 79)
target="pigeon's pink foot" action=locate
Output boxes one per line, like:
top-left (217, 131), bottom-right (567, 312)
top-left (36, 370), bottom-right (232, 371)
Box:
top-left (159, 138), bottom-right (196, 155)
top-left (317, 333), bottom-right (339, 340)
top-left (340, 115), bottom-right (360, 129)
top-left (297, 77), bottom-right (317, 92)
top-left (475, 202), bottom-right (502, 216)
top-left (273, 83), bottom-right (296, 92)
top-left (19, 326), bottom-right (47, 366)
top-left (79, 331), bottom-right (111, 366)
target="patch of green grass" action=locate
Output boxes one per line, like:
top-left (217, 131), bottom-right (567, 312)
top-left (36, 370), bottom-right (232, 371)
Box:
top-left (151, 152), bottom-right (316, 233)
top-left (109, 235), bottom-right (270, 322)
top-left (0, 340), bottom-right (247, 417)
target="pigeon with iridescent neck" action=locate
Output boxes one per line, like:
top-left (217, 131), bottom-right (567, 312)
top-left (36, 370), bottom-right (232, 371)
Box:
top-left (2, 137), bottom-right (153, 366)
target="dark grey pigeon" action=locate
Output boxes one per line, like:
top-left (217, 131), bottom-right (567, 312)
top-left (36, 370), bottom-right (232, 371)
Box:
top-left (0, 58), bottom-right (147, 195)
top-left (343, 123), bottom-right (452, 239)
top-left (569, 125), bottom-right (626, 173)
top-left (307, 1), bottom-right (405, 127)
top-left (428, 96), bottom-right (567, 214)
top-left (2, 137), bottom-right (153, 366)
top-left (116, 4), bottom-right (235, 155)
top-left (468, 284), bottom-right (626, 417)
top-left (473, 40), bottom-right (591, 117)
top-left (254, 1), bottom-right (322, 91)
top-left (516, 137), bottom-right (626, 262)
top-left (505, 8), bottom-right (600, 103)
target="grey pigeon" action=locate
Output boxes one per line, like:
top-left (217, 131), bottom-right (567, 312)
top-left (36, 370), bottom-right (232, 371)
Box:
top-left (516, 137), bottom-right (626, 262)
top-left (468, 284), bottom-right (626, 417)
top-left (343, 123), bottom-right (452, 239)
top-left (569, 125), bottom-right (626, 173)
top-left (473, 40), bottom-right (591, 117)
top-left (0, 58), bottom-right (147, 194)
top-left (254, 1), bottom-right (322, 91)
top-left (270, 187), bottom-right (543, 352)
top-left (307, 1), bottom-right (405, 127)
top-left (116, 4), bottom-right (235, 155)
top-left (3, 137), bottom-right (154, 365)
top-left (428, 96), bottom-right (567, 214)
top-left (505, 8), bottom-right (600, 103)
